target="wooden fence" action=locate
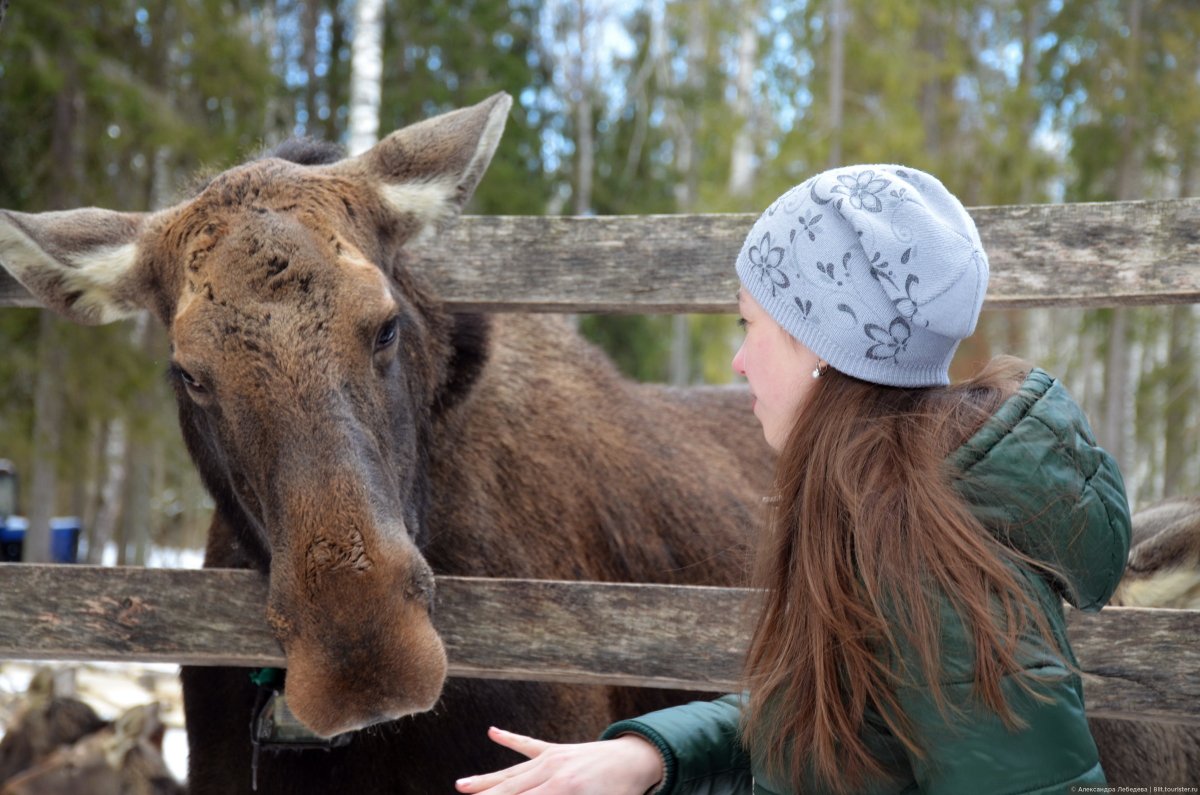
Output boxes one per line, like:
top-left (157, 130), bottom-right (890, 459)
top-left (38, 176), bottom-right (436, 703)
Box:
top-left (1, 199), bottom-right (1199, 727)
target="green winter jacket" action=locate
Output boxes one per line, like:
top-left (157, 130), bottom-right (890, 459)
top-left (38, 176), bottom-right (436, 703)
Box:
top-left (601, 369), bottom-right (1131, 795)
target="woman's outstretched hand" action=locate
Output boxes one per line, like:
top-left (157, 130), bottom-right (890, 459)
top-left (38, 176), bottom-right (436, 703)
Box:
top-left (454, 726), bottom-right (665, 795)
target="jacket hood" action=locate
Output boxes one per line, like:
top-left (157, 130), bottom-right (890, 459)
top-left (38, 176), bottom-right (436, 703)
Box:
top-left (948, 368), bottom-right (1131, 611)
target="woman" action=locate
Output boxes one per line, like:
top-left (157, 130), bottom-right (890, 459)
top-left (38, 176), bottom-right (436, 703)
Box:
top-left (455, 165), bottom-right (1131, 795)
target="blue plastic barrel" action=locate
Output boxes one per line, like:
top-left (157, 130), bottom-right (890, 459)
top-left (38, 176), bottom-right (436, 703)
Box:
top-left (0, 516), bottom-right (81, 563)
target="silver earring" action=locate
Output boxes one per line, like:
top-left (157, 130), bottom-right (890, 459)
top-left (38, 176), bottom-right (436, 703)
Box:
top-left (812, 363), bottom-right (824, 379)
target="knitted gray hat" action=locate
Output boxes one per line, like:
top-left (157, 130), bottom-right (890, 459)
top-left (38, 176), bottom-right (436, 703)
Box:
top-left (735, 165), bottom-right (988, 387)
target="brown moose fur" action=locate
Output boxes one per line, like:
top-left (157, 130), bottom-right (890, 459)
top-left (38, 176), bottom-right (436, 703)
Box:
top-left (1111, 496), bottom-right (1200, 609)
top-left (1091, 496), bottom-right (1200, 785)
top-left (0, 669), bottom-right (107, 784)
top-left (0, 703), bottom-right (183, 795)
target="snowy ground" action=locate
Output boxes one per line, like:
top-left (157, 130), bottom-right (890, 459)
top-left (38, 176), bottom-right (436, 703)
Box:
top-left (1, 544), bottom-right (206, 784)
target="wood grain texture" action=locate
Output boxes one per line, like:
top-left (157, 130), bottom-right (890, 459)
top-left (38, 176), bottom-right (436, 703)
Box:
top-left (3, 199), bottom-right (1199, 311)
top-left (0, 565), bottom-right (1195, 724)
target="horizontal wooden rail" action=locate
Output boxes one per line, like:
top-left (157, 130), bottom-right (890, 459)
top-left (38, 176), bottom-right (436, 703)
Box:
top-left (3, 199), bottom-right (1200, 312)
top-left (0, 564), bottom-right (1196, 725)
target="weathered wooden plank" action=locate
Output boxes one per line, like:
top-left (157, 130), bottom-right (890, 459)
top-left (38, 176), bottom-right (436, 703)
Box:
top-left (3, 199), bottom-right (1200, 311)
top-left (0, 273), bottom-right (37, 309)
top-left (0, 565), bottom-right (1196, 724)
top-left (434, 576), bottom-right (752, 691)
top-left (1068, 606), bottom-right (1200, 725)
top-left (0, 565), bottom-right (279, 667)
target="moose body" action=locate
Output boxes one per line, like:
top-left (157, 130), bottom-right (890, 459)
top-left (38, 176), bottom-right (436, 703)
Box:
top-left (1095, 496), bottom-right (1200, 786)
top-left (3, 93), bottom-right (1196, 791)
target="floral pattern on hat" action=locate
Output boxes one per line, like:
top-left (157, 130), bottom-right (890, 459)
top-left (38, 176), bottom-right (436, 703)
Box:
top-left (864, 317), bottom-right (911, 363)
top-left (735, 164), bottom-right (988, 387)
top-left (746, 231), bottom-right (789, 297)
top-left (830, 170), bottom-right (891, 212)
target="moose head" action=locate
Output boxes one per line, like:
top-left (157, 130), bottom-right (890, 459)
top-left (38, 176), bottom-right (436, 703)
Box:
top-left (0, 93), bottom-right (513, 737)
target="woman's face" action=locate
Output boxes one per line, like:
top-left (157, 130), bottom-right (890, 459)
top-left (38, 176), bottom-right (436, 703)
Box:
top-left (732, 288), bottom-right (822, 451)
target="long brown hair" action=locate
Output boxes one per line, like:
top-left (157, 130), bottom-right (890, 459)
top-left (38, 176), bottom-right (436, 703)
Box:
top-left (741, 355), bottom-right (1064, 792)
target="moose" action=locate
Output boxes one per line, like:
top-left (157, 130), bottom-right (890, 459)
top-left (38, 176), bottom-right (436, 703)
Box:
top-left (1090, 496), bottom-right (1200, 784)
top-left (1112, 496), bottom-right (1200, 610)
top-left (0, 93), bottom-right (771, 793)
top-left (0, 703), bottom-right (183, 795)
top-left (1, 93), bottom-right (1196, 790)
top-left (0, 669), bottom-right (106, 783)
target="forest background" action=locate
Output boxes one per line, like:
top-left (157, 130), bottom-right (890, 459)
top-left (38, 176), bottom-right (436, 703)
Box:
top-left (0, 0), bottom-right (1197, 564)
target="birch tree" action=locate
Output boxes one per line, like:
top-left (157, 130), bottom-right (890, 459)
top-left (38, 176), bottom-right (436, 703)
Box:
top-left (87, 419), bottom-right (127, 564)
top-left (348, 0), bottom-right (384, 155)
top-left (1162, 15), bottom-right (1200, 497)
top-left (727, 10), bottom-right (759, 196)
top-left (1099, 0), bottom-right (1144, 481)
top-left (663, 4), bottom-right (713, 386)
top-left (826, 0), bottom-right (846, 168)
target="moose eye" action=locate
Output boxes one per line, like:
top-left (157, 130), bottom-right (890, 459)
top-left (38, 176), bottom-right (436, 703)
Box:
top-left (171, 364), bottom-right (206, 393)
top-left (375, 317), bottom-right (400, 351)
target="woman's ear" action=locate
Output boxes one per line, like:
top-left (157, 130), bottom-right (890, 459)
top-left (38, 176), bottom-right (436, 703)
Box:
top-left (0, 208), bottom-right (149, 324)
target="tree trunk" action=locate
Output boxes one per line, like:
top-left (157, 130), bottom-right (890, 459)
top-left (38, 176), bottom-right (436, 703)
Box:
top-left (1114, 0), bottom-right (1144, 203)
top-left (666, 2), bottom-right (708, 387)
top-left (302, 0), bottom-right (322, 135)
top-left (119, 315), bottom-right (157, 567)
top-left (621, 1), bottom-right (666, 186)
top-left (24, 312), bottom-right (66, 563)
top-left (260, 1), bottom-right (291, 140)
top-left (1100, 0), bottom-right (1144, 484)
top-left (348, 0), bottom-right (384, 156)
top-left (672, 1), bottom-right (705, 212)
top-left (1163, 125), bottom-right (1198, 497)
top-left (82, 418), bottom-right (106, 556)
top-left (1017, 0), bottom-right (1041, 203)
top-left (573, 86), bottom-right (594, 215)
top-left (570, 0), bottom-right (595, 216)
top-left (1100, 309), bottom-right (1132, 480)
top-left (827, 0), bottom-right (846, 167)
top-left (1163, 305), bottom-right (1196, 497)
top-left (87, 418), bottom-right (128, 565)
top-left (120, 443), bottom-right (152, 566)
top-left (917, 6), bottom-right (942, 160)
top-left (728, 9), bottom-right (758, 197)
top-left (325, 6), bottom-right (348, 142)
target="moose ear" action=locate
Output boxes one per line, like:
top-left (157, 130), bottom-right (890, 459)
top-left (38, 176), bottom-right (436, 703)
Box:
top-left (0, 208), bottom-right (148, 324)
top-left (341, 92), bottom-right (512, 228)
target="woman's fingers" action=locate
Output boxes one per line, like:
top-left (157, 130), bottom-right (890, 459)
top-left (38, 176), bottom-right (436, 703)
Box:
top-left (486, 727), bottom-right (553, 758)
top-left (455, 730), bottom-right (663, 795)
top-left (456, 766), bottom-right (547, 794)
top-left (454, 728), bottom-right (553, 793)
top-left (455, 758), bottom-right (537, 793)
